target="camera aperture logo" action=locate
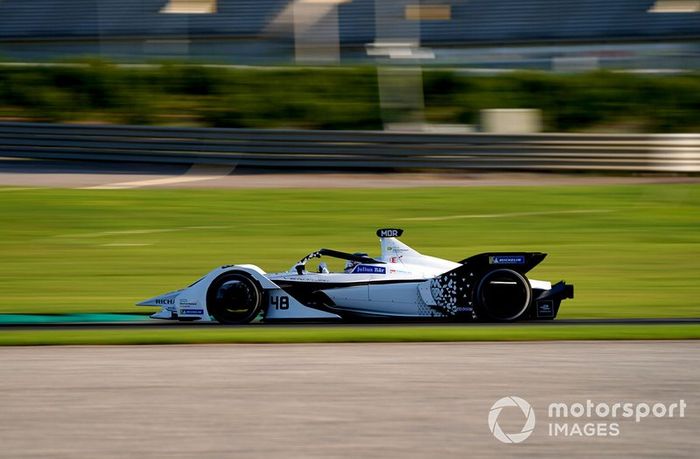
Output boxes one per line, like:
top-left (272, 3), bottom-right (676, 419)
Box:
top-left (488, 396), bottom-right (536, 444)
top-left (488, 396), bottom-right (687, 443)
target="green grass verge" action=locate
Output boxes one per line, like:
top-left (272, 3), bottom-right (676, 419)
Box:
top-left (0, 324), bottom-right (698, 346)
top-left (1, 184), bottom-right (699, 318)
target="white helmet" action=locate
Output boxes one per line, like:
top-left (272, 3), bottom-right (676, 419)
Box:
top-left (344, 260), bottom-right (358, 273)
top-left (344, 253), bottom-right (368, 273)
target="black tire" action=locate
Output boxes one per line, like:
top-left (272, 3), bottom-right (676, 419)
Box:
top-left (206, 272), bottom-right (263, 324)
top-left (476, 269), bottom-right (532, 322)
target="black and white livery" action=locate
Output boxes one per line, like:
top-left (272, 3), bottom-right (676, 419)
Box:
top-left (139, 229), bottom-right (574, 324)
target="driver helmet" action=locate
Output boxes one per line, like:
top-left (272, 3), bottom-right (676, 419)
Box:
top-left (344, 253), bottom-right (368, 273)
top-left (344, 260), bottom-right (358, 273)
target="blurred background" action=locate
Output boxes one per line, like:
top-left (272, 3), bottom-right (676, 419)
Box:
top-left (1, 0), bottom-right (699, 68)
top-left (0, 0), bottom-right (699, 131)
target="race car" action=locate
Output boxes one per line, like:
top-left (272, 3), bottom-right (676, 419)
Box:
top-left (138, 228), bottom-right (573, 324)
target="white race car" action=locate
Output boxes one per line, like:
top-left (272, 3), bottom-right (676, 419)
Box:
top-left (139, 229), bottom-right (573, 324)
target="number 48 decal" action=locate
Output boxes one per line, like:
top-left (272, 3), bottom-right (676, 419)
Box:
top-left (271, 295), bottom-right (289, 310)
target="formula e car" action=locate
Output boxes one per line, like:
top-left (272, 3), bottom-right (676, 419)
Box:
top-left (138, 229), bottom-right (573, 324)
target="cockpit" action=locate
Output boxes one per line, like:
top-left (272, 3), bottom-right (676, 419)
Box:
top-left (291, 248), bottom-right (385, 275)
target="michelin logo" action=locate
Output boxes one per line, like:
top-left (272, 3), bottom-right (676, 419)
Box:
top-left (489, 255), bottom-right (526, 265)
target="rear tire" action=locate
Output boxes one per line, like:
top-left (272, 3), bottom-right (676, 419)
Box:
top-left (206, 272), bottom-right (263, 324)
top-left (476, 269), bottom-right (532, 322)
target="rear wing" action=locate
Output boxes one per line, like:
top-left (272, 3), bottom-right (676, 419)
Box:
top-left (458, 252), bottom-right (546, 275)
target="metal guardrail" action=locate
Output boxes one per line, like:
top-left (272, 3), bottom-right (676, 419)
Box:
top-left (0, 122), bottom-right (698, 172)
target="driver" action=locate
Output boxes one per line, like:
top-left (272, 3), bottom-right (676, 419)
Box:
top-left (343, 253), bottom-right (369, 273)
top-left (344, 260), bottom-right (359, 273)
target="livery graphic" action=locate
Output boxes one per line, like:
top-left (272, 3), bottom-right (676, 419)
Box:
top-left (353, 265), bottom-right (387, 274)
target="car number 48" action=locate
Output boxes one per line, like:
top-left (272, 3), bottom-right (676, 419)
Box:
top-left (271, 295), bottom-right (289, 310)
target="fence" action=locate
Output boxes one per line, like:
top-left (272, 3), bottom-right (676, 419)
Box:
top-left (0, 122), bottom-right (698, 172)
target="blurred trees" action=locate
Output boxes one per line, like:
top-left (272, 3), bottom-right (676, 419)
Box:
top-left (0, 61), bottom-right (699, 132)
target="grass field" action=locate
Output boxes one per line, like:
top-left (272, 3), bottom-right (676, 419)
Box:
top-left (0, 183), bottom-right (698, 319)
top-left (0, 324), bottom-right (698, 346)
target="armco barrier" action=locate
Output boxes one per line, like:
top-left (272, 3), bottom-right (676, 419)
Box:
top-left (0, 122), bottom-right (698, 172)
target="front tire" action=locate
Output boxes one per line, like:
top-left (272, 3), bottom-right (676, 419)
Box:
top-left (206, 272), bottom-right (263, 324)
top-left (476, 269), bottom-right (532, 322)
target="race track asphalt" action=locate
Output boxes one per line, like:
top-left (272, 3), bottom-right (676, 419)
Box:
top-left (0, 341), bottom-right (697, 458)
top-left (2, 158), bottom-right (699, 189)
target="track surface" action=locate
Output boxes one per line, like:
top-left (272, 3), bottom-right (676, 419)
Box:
top-left (0, 342), bottom-right (697, 458)
top-left (2, 158), bottom-right (699, 189)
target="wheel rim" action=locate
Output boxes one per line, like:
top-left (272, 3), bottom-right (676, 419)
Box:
top-left (209, 276), bottom-right (260, 323)
top-left (478, 270), bottom-right (531, 321)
